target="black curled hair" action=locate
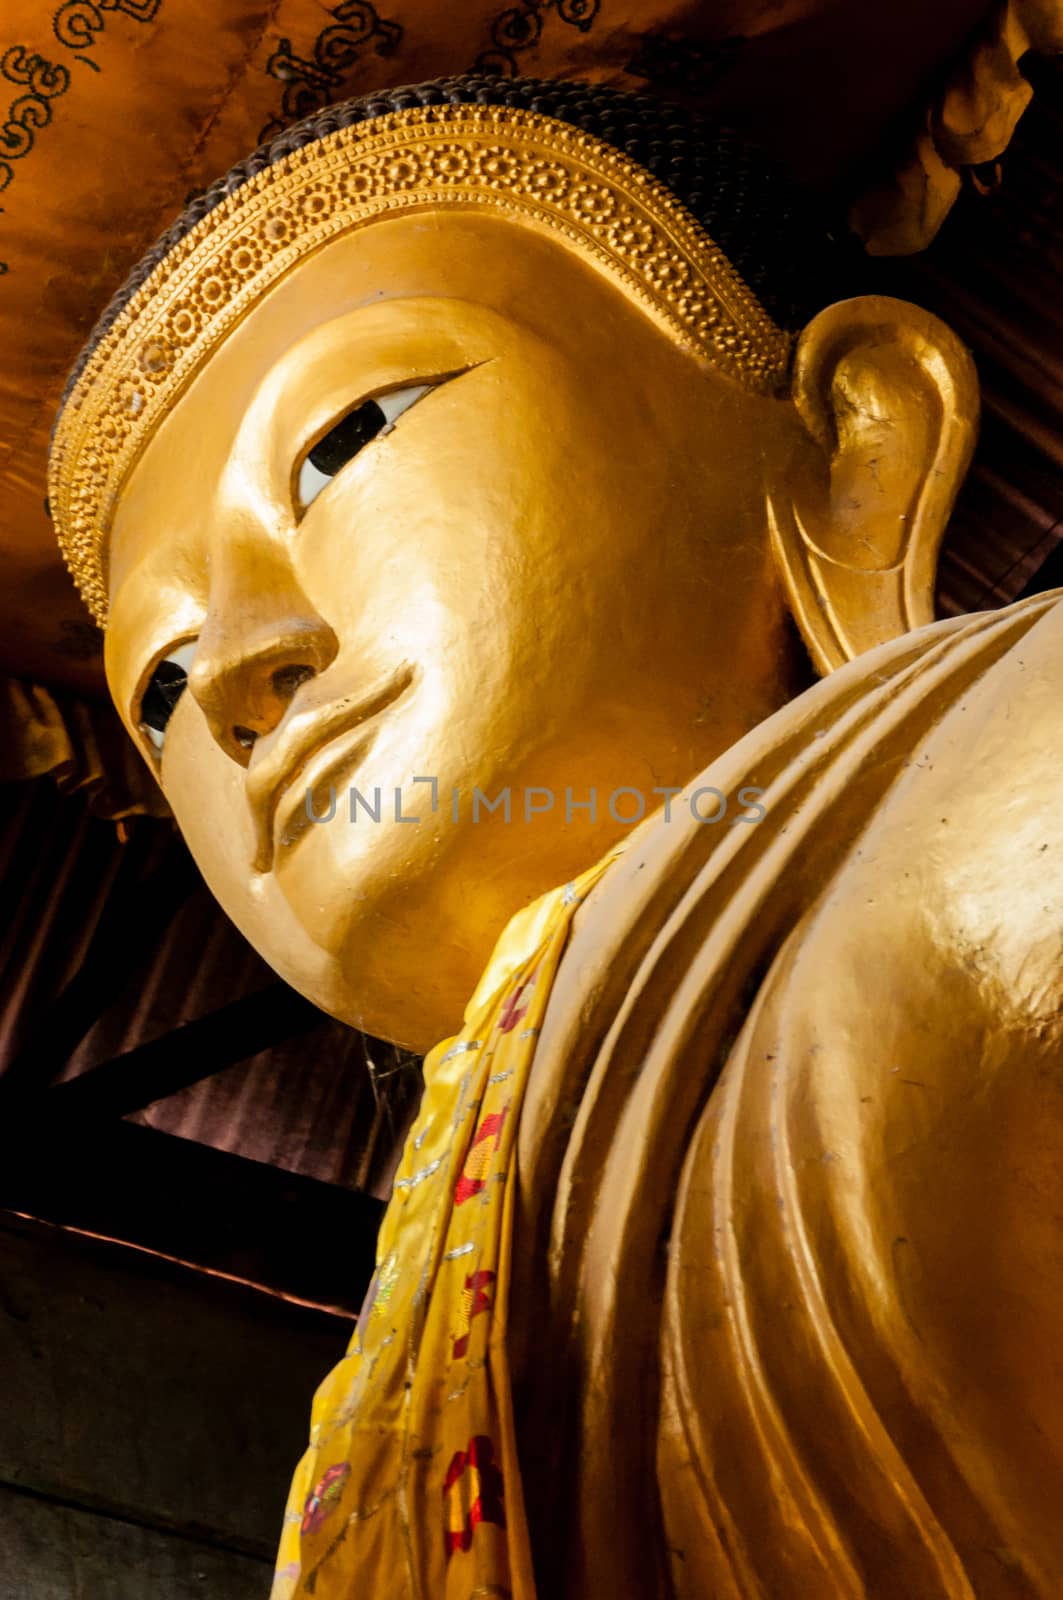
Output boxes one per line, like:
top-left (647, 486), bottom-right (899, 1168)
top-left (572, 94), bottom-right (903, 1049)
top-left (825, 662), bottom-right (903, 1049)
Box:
top-left (62, 74), bottom-right (842, 411)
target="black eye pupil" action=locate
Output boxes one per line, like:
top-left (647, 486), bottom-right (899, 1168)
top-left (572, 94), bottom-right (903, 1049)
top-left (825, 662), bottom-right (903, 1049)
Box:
top-left (141, 659), bottom-right (188, 733)
top-left (308, 399), bottom-right (387, 477)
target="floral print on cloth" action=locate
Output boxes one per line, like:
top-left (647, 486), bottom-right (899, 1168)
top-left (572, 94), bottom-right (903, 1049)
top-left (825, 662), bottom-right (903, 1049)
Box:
top-left (271, 851), bottom-right (617, 1600)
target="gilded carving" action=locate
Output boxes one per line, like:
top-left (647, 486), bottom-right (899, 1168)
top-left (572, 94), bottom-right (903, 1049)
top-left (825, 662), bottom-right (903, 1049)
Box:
top-left (50, 104), bottom-right (792, 625)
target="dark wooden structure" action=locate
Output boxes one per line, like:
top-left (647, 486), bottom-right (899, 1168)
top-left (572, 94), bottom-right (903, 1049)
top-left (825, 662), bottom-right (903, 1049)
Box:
top-left (0, 779), bottom-right (418, 1594)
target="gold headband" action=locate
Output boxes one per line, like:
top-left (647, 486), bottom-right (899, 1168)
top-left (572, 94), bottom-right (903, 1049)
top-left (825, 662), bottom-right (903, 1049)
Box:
top-left (49, 104), bottom-right (793, 626)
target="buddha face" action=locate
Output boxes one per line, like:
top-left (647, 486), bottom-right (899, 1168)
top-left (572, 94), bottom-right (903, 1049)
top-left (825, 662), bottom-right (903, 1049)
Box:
top-left (105, 209), bottom-right (812, 1047)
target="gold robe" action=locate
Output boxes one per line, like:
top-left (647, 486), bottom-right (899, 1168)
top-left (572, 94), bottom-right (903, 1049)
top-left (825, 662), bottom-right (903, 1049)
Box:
top-left (277, 589), bottom-right (1063, 1598)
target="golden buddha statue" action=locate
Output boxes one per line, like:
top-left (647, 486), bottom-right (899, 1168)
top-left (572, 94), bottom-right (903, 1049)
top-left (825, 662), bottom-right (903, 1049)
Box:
top-left (48, 74), bottom-right (1063, 1600)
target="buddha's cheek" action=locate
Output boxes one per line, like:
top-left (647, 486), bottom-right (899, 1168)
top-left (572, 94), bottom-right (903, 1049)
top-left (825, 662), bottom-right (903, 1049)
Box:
top-left (159, 693), bottom-right (343, 1009)
top-left (156, 686), bottom-right (534, 1043)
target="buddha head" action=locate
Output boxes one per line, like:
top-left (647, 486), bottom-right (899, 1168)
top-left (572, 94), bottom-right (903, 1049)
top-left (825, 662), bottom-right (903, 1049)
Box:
top-left (49, 76), bottom-right (979, 1049)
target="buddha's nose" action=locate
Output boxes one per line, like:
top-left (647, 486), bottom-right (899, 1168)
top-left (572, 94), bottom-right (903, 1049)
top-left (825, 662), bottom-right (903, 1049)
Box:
top-left (189, 586), bottom-right (339, 766)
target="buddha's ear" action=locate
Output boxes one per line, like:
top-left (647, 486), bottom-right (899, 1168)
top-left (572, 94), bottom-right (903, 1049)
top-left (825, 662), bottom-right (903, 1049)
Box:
top-left (767, 295), bottom-right (979, 674)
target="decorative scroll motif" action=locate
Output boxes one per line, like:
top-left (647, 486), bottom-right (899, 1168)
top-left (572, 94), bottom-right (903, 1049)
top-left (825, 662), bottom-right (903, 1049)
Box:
top-left (0, 46), bottom-right (70, 196)
top-left (52, 0), bottom-right (162, 53)
top-left (474, 0), bottom-right (600, 76)
top-left (0, 0), bottom-right (161, 271)
top-left (258, 2), bottom-right (403, 144)
top-left (50, 104), bottom-right (793, 626)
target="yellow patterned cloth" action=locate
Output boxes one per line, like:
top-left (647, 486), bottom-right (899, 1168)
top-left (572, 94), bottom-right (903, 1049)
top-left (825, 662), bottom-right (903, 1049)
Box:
top-left (271, 851), bottom-right (617, 1599)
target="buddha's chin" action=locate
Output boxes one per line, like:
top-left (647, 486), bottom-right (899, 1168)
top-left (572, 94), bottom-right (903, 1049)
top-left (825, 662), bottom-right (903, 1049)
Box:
top-left (269, 814), bottom-right (522, 1051)
top-left (270, 781), bottom-right (647, 1046)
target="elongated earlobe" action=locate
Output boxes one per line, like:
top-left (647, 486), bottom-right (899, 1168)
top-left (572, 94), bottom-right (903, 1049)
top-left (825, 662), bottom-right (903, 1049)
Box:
top-left (768, 295), bottom-right (979, 673)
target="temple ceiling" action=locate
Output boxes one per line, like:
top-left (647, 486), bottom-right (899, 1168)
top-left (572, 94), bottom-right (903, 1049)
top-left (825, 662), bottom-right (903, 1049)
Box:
top-left (2, 0), bottom-right (1060, 694)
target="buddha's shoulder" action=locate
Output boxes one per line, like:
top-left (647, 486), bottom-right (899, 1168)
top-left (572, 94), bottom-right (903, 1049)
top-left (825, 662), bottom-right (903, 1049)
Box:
top-left (877, 592), bottom-right (1062, 867)
top-left (568, 591), bottom-right (1063, 1033)
top-left (790, 589), bottom-right (1063, 1035)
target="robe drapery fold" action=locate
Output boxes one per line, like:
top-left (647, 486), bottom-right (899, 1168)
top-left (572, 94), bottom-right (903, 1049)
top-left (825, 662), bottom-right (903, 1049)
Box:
top-left (277, 589), bottom-right (1063, 1597)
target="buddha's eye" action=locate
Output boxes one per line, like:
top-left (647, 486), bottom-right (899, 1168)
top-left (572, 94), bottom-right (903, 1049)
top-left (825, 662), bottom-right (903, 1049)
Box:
top-left (139, 640), bottom-right (197, 754)
top-left (296, 383), bottom-right (431, 512)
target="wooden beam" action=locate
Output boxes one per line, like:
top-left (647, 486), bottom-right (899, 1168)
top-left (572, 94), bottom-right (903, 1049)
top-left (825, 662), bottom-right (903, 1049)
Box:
top-left (0, 1118), bottom-right (381, 1317)
top-left (1019, 533), bottom-right (1063, 599)
top-left (0, 836), bottom-right (199, 1100)
top-left (44, 984), bottom-right (324, 1118)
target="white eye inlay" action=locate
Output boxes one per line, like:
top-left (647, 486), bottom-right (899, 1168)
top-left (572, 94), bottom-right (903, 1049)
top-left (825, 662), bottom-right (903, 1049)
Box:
top-left (377, 383), bottom-right (431, 428)
top-left (140, 638), bottom-right (198, 755)
top-left (168, 641), bottom-right (198, 675)
top-left (296, 383), bottom-right (431, 513)
top-left (297, 454), bottom-right (332, 511)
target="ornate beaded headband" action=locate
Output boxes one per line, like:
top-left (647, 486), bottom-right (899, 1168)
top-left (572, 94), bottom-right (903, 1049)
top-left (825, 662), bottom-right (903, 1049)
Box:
top-left (49, 104), bottom-right (793, 627)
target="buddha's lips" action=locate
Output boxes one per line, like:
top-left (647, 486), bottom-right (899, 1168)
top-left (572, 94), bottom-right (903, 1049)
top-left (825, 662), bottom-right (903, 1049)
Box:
top-left (246, 662), bottom-right (416, 873)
